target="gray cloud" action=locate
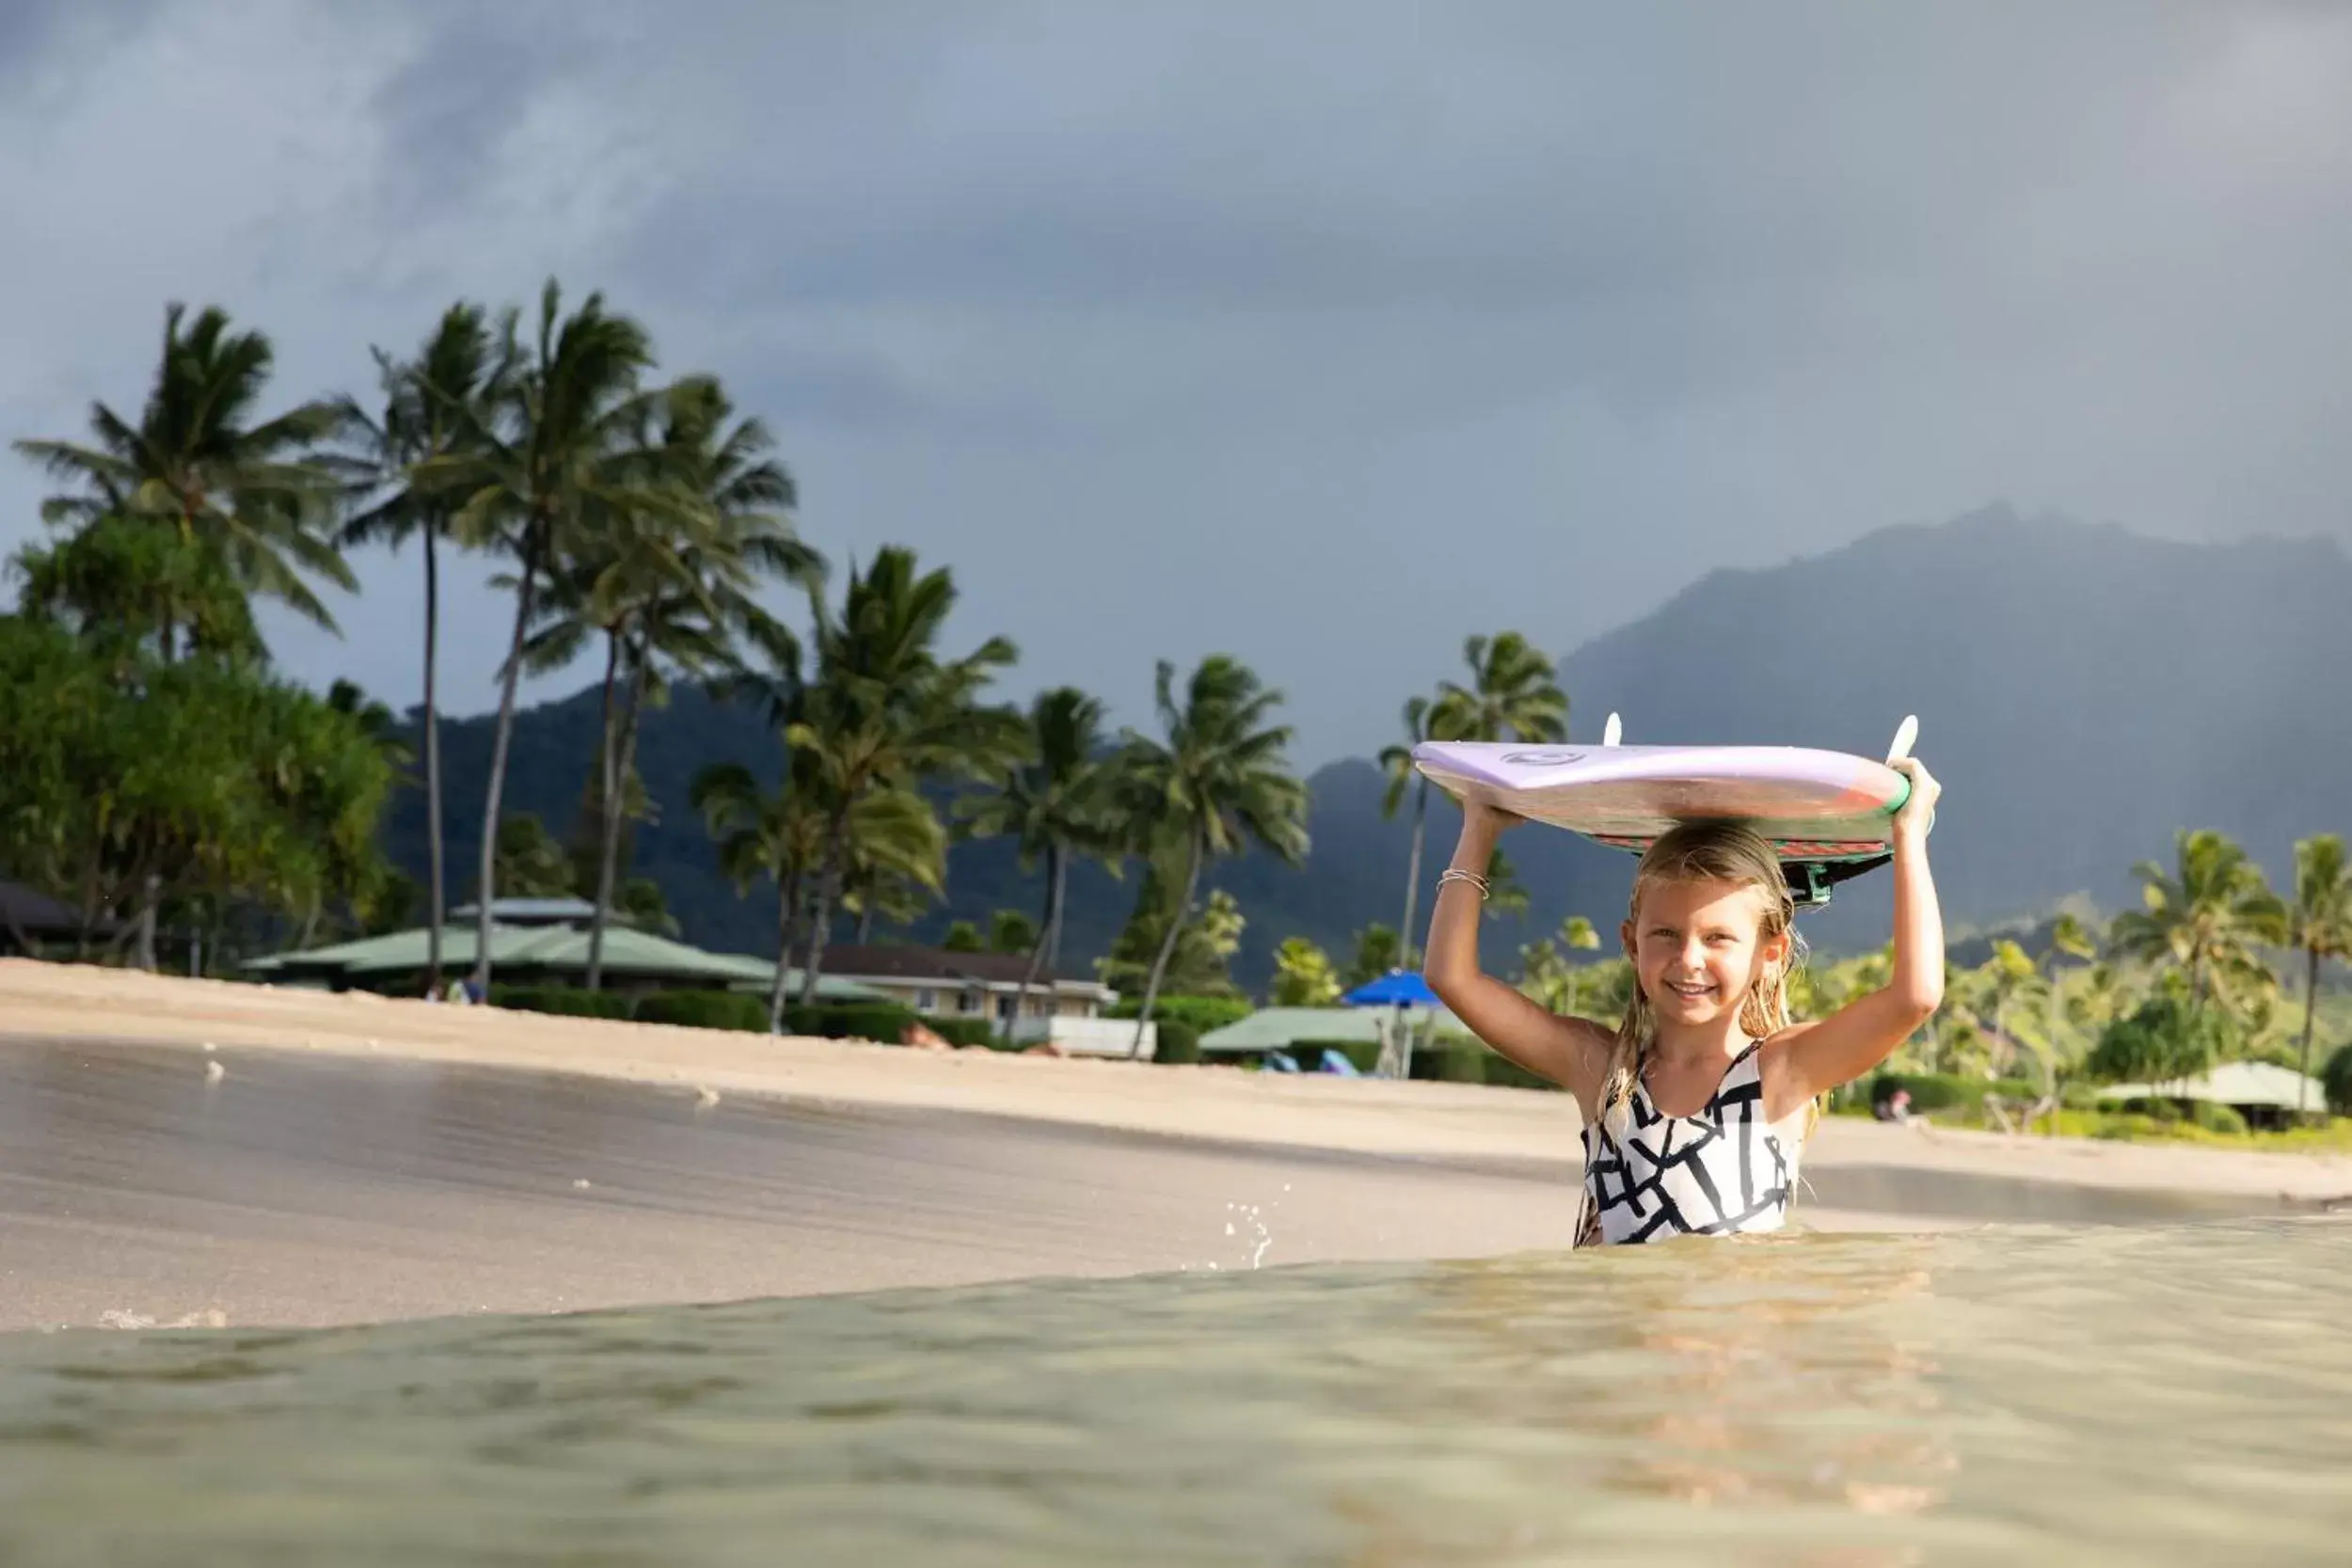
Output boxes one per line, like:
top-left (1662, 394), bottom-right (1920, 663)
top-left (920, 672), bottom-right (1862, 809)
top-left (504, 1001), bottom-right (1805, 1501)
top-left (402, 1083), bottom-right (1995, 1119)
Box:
top-left (4, 1), bottom-right (2350, 761)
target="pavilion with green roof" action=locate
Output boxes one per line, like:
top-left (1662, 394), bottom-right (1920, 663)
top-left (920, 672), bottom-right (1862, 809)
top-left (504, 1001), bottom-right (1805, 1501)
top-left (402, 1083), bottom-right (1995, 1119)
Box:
top-left (244, 912), bottom-right (882, 1001)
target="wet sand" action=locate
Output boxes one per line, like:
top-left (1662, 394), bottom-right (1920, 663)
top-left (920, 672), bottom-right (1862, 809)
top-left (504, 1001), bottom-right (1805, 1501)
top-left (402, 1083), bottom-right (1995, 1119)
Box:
top-left (1, 960), bottom-right (2344, 1330)
top-left (0, 1036), bottom-right (2303, 1333)
top-left (6, 960), bottom-right (2350, 1190)
top-left (0, 1039), bottom-right (1588, 1331)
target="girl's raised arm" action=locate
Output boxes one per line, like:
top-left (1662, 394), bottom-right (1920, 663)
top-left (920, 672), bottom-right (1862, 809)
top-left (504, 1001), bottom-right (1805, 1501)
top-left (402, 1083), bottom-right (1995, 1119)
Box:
top-left (1773, 757), bottom-right (1946, 1098)
top-left (1422, 801), bottom-right (1614, 1103)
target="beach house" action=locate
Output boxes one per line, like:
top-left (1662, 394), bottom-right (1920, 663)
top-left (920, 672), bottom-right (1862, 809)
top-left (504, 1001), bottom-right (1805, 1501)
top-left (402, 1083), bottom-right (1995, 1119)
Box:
top-left (811, 944), bottom-right (1133, 1053)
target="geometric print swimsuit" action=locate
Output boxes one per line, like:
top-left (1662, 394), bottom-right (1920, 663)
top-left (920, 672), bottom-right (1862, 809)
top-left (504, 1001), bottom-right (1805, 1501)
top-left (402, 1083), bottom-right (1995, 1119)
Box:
top-left (1574, 1041), bottom-right (1796, 1246)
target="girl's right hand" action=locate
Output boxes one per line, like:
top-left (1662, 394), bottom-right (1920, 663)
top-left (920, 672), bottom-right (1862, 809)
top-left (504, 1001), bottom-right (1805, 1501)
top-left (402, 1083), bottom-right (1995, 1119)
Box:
top-left (1465, 799), bottom-right (1524, 835)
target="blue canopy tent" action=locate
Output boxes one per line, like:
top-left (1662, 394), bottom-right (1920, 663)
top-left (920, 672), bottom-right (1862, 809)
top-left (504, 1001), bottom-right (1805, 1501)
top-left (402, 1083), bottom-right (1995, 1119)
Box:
top-left (1341, 968), bottom-right (1442, 1078)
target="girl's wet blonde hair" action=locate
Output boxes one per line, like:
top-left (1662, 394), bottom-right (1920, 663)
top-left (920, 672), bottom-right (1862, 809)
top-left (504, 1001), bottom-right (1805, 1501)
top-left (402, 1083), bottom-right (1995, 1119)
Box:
top-left (1595, 820), bottom-right (1808, 1142)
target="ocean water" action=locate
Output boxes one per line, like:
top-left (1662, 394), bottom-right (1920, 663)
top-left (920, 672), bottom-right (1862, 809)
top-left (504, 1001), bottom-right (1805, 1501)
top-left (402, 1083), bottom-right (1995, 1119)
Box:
top-left (1, 1218), bottom-right (2347, 1566)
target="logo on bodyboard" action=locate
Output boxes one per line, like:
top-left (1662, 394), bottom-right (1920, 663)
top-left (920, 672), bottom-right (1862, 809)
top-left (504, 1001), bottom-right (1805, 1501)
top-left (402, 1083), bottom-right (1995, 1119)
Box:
top-left (1501, 749), bottom-right (1586, 768)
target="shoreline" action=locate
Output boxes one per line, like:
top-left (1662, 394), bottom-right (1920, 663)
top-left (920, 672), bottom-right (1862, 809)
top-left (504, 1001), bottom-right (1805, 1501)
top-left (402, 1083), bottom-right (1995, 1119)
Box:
top-left (5, 959), bottom-right (2347, 1199)
top-left (3, 958), bottom-right (2349, 1331)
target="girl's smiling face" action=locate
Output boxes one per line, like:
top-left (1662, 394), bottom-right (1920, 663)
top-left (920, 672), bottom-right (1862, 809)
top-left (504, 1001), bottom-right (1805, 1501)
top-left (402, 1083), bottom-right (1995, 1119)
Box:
top-left (1623, 877), bottom-right (1788, 1030)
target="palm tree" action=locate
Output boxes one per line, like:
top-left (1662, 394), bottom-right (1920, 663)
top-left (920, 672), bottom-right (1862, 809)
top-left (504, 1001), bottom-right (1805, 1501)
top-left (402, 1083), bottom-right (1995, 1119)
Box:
top-left (1432, 631), bottom-right (1568, 746)
top-left (1343, 924), bottom-right (1405, 989)
top-left (426, 281), bottom-right (665, 993)
top-left (2108, 829), bottom-right (2287, 1021)
top-left (2288, 834), bottom-right (2352, 1116)
top-left (693, 753), bottom-right (818, 1032)
top-left (790, 548), bottom-right (1023, 1003)
top-left (1483, 847), bottom-right (1530, 922)
top-left (331, 302), bottom-right (498, 992)
top-left (1112, 656), bottom-right (1311, 1057)
top-left (692, 754), bottom-right (942, 1031)
top-left (2064, 958), bottom-right (2140, 1051)
top-left (959, 687), bottom-right (1120, 1037)
top-left (15, 302), bottom-right (352, 654)
top-left (517, 378), bottom-right (818, 990)
top-left (841, 839), bottom-right (941, 944)
top-left (1376, 694), bottom-right (1449, 974)
top-left (1271, 937), bottom-right (1342, 1006)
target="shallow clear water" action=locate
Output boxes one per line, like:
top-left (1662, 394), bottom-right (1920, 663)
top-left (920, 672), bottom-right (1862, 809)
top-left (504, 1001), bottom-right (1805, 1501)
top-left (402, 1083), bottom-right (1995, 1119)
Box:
top-left (2, 1218), bottom-right (2347, 1566)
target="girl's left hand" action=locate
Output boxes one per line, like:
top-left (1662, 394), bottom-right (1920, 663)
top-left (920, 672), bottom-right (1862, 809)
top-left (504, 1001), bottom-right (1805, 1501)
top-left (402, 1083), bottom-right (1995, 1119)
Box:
top-left (1889, 756), bottom-right (1939, 841)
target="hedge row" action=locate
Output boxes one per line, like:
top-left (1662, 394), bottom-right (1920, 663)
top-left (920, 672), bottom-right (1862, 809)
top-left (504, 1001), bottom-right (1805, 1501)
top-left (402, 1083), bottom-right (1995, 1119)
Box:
top-left (2109, 1095), bottom-right (2250, 1134)
top-left (488, 985), bottom-right (635, 1021)
top-left (1154, 1021), bottom-right (1201, 1065)
top-left (490, 987), bottom-right (1014, 1047)
top-left (1248, 1036), bottom-right (1564, 1088)
top-left (1864, 1071), bottom-right (2042, 1113)
top-left (635, 991), bottom-right (767, 1032)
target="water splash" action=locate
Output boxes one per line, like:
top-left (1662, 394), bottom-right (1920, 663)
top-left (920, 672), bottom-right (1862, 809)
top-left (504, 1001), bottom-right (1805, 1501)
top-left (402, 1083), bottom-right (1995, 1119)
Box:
top-left (1225, 1200), bottom-right (1276, 1269)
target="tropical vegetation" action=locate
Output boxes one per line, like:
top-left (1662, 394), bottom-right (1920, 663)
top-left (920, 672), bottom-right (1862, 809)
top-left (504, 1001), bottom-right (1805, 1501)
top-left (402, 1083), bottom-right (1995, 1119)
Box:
top-left (3, 288), bottom-right (2344, 1137)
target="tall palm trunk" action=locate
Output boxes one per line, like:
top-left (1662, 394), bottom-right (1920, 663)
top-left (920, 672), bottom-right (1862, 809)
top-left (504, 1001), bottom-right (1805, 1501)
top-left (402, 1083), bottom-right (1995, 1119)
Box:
top-left (473, 521), bottom-right (545, 994)
top-left (578, 634), bottom-right (621, 890)
top-left (421, 521), bottom-right (446, 994)
top-left (1009, 843), bottom-right (1061, 1042)
top-left (798, 811), bottom-right (851, 1006)
top-left (74, 863), bottom-right (101, 961)
top-left (1129, 832), bottom-right (1204, 1060)
top-left (586, 643), bottom-right (646, 990)
top-left (767, 865), bottom-right (804, 1034)
top-left (134, 887), bottom-right (159, 972)
top-left (1046, 852), bottom-right (1070, 974)
top-left (1398, 777), bottom-right (1428, 970)
top-left (2297, 944), bottom-right (2321, 1117)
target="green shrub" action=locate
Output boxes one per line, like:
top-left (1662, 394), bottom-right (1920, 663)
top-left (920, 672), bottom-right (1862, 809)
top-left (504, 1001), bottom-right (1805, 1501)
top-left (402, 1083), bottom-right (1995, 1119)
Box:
top-left (1106, 994), bottom-right (1253, 1033)
top-left (1410, 1044), bottom-right (1486, 1084)
top-left (2088, 997), bottom-right (2233, 1085)
top-left (2116, 1095), bottom-right (2183, 1123)
top-left (1153, 1021), bottom-right (1202, 1065)
top-left (635, 990), bottom-right (768, 1033)
top-left (779, 1003), bottom-right (919, 1042)
top-left (1866, 1071), bottom-right (2039, 1114)
top-left (920, 1015), bottom-right (1000, 1049)
top-left (2325, 1043), bottom-right (2352, 1115)
top-left (490, 985), bottom-right (634, 1021)
top-left (2192, 1101), bottom-right (2249, 1135)
top-left (2092, 1113), bottom-right (2168, 1141)
top-left (1480, 1052), bottom-right (1562, 1093)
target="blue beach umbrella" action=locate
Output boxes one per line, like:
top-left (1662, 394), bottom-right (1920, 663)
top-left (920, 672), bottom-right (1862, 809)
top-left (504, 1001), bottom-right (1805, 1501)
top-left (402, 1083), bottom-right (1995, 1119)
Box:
top-left (1340, 969), bottom-right (1440, 1009)
top-left (1340, 968), bottom-right (1440, 1077)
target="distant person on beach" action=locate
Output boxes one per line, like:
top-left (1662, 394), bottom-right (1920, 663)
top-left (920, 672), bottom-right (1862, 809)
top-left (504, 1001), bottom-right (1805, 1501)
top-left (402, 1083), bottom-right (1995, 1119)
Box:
top-left (1425, 760), bottom-right (1943, 1246)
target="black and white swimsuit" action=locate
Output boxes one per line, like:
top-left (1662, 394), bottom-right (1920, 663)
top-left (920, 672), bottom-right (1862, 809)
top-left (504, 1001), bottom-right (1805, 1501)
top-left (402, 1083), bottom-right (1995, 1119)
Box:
top-left (1575, 1041), bottom-right (1797, 1246)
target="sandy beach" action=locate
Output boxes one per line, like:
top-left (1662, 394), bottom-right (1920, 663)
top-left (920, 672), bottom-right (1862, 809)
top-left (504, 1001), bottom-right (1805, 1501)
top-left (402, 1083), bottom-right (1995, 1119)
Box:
top-left (2, 958), bottom-right (2345, 1331)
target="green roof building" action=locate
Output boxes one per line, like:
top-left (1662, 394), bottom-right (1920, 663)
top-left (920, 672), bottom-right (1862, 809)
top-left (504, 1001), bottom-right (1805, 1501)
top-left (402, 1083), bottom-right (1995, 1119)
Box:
top-left (244, 919), bottom-right (883, 1002)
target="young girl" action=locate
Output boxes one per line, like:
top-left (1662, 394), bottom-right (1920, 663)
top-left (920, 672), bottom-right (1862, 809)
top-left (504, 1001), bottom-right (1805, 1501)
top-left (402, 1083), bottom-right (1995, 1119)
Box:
top-left (1423, 759), bottom-right (1942, 1245)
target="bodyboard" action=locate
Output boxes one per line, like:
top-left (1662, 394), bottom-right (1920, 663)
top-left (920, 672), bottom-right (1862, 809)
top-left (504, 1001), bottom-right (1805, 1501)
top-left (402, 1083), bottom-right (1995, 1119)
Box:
top-left (1411, 740), bottom-right (1915, 904)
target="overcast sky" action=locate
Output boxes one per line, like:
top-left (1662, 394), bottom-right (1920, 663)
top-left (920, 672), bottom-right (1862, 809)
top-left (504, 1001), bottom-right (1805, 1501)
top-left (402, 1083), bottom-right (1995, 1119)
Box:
top-left (5, 1), bottom-right (2350, 764)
